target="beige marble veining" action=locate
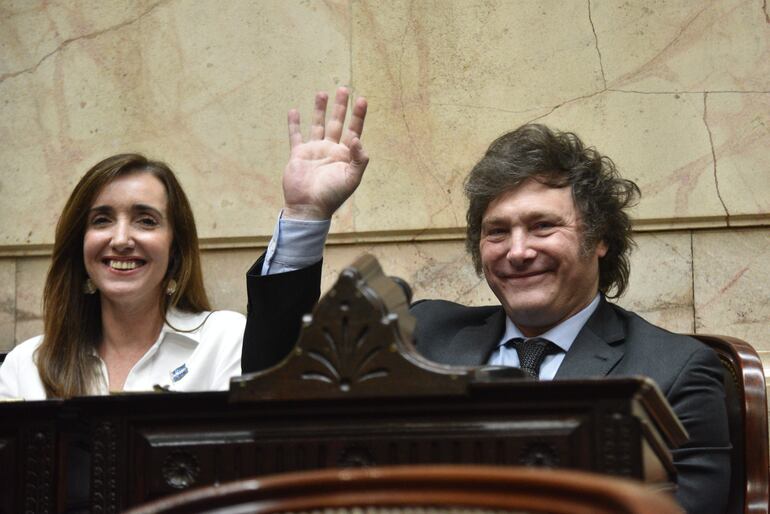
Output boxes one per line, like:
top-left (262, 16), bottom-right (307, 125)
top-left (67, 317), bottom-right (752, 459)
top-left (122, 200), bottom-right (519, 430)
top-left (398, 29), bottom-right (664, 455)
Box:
top-left (1, 0), bottom-right (769, 364)
top-left (0, 0), bottom-right (351, 247)
top-left (538, 91), bottom-right (726, 225)
top-left (704, 93), bottom-right (770, 221)
top-left (0, 0), bottom-right (158, 77)
top-left (320, 231), bottom-right (696, 336)
top-left (14, 256), bottom-right (48, 344)
top-left (693, 228), bottom-right (770, 348)
top-left (0, 259), bottom-right (15, 351)
top-left (350, 0), bottom-right (604, 233)
top-left (592, 0), bottom-right (770, 92)
top-left (200, 247), bottom-right (256, 315)
top-left (2, 0), bottom-right (769, 250)
top-left (353, 0), bottom-right (603, 113)
top-left (6, 229), bottom-right (769, 355)
top-left (616, 231), bottom-right (694, 334)
top-left (320, 240), bottom-right (496, 307)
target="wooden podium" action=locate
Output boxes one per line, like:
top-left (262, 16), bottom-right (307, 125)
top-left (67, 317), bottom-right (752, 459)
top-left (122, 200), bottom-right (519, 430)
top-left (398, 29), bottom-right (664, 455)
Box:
top-left (0, 255), bottom-right (686, 513)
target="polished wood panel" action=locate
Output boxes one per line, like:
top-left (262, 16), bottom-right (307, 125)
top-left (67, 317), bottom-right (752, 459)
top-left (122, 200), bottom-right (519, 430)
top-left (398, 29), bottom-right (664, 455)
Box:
top-left (0, 400), bottom-right (60, 514)
top-left (55, 376), bottom-right (680, 510)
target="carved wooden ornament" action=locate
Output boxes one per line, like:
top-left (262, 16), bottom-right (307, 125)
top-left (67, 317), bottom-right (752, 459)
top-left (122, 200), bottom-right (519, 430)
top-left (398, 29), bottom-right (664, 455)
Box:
top-left (231, 255), bottom-right (472, 401)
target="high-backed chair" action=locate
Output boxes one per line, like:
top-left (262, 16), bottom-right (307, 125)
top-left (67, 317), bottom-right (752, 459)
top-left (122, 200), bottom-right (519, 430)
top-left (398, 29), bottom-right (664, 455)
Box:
top-left (690, 334), bottom-right (769, 514)
top-left (125, 465), bottom-right (682, 514)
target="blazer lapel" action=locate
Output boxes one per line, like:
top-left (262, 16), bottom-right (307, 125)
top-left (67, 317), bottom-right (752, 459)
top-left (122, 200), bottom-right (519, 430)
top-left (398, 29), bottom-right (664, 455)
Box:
top-left (441, 309), bottom-right (506, 366)
top-left (555, 298), bottom-right (625, 379)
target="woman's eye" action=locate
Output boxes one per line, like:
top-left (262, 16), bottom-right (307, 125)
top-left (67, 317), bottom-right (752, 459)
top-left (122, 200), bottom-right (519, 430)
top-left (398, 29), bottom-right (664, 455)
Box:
top-left (90, 216), bottom-right (110, 226)
top-left (138, 217), bottom-right (159, 227)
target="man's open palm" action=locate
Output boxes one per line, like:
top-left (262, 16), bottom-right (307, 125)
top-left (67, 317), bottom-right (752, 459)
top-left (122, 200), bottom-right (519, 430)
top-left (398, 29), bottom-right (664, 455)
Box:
top-left (283, 87), bottom-right (369, 220)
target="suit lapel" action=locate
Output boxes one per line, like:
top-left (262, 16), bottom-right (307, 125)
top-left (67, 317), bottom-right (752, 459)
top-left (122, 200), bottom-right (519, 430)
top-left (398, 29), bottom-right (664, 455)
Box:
top-left (442, 309), bottom-right (506, 366)
top-left (555, 298), bottom-right (625, 379)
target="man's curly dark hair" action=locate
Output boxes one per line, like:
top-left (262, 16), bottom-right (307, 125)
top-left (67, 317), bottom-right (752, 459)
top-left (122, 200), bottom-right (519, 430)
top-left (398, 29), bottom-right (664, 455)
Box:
top-left (464, 124), bottom-right (641, 298)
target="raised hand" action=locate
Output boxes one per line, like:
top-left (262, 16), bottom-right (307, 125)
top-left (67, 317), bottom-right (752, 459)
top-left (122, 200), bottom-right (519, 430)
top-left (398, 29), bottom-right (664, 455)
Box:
top-left (282, 87), bottom-right (369, 220)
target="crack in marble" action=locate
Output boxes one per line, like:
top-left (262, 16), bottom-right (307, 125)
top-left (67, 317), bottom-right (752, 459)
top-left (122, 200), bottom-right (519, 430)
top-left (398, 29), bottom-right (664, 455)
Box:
top-left (0, 0), bottom-right (167, 85)
top-left (525, 88), bottom-right (607, 125)
top-left (608, 88), bottom-right (770, 94)
top-left (702, 92), bottom-right (731, 225)
top-left (376, 92), bottom-right (751, 110)
top-left (587, 0), bottom-right (607, 89)
top-left (364, 94), bottom-right (573, 117)
top-left (689, 232), bottom-right (697, 333)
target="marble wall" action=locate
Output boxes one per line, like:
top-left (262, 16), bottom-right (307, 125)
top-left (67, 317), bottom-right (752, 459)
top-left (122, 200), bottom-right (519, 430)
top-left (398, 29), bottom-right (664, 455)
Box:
top-left (1, 0), bottom-right (768, 377)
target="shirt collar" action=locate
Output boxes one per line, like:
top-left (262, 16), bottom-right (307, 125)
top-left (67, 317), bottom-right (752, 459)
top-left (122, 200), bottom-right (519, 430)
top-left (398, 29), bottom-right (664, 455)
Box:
top-left (497, 294), bottom-right (601, 352)
top-left (160, 307), bottom-right (210, 346)
top-left (90, 308), bottom-right (208, 358)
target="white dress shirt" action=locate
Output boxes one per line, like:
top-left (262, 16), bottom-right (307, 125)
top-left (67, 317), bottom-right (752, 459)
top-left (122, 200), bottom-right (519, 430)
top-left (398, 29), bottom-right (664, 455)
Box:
top-left (486, 294), bottom-right (601, 380)
top-left (0, 308), bottom-right (244, 400)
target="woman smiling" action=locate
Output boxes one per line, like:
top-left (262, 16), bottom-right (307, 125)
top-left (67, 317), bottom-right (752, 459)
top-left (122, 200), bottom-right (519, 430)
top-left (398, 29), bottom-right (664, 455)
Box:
top-left (0, 154), bottom-right (244, 399)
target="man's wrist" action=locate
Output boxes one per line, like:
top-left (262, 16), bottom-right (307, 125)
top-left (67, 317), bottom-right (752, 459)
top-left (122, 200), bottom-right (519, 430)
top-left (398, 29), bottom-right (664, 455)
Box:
top-left (262, 211), bottom-right (331, 275)
top-left (282, 204), bottom-right (331, 221)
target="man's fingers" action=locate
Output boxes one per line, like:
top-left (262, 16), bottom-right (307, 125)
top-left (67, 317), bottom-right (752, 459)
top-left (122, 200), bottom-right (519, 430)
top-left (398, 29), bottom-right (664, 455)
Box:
top-left (324, 87), bottom-right (349, 143)
top-left (309, 92), bottom-right (328, 141)
top-left (348, 137), bottom-right (369, 178)
top-left (287, 109), bottom-right (303, 150)
top-left (341, 97), bottom-right (367, 147)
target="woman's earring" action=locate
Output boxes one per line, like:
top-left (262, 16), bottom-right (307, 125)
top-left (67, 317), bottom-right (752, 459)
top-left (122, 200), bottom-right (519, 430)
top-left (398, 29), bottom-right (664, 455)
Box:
top-left (83, 278), bottom-right (97, 295)
top-left (166, 279), bottom-right (178, 296)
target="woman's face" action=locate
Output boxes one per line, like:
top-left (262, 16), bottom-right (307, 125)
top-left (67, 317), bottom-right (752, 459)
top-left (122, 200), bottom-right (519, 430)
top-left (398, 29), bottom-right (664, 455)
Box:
top-left (83, 172), bottom-right (173, 309)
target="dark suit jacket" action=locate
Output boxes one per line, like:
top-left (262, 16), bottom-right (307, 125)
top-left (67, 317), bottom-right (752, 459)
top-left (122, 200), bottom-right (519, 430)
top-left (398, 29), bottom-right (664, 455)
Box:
top-left (243, 257), bottom-right (730, 514)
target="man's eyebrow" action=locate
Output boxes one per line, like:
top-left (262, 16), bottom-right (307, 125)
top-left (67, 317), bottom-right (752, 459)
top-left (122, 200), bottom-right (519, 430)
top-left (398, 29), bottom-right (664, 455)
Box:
top-left (481, 216), bottom-right (507, 226)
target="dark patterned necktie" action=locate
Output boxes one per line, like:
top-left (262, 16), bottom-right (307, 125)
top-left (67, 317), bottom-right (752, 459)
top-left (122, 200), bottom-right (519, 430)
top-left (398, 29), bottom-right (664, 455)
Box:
top-left (506, 337), bottom-right (561, 378)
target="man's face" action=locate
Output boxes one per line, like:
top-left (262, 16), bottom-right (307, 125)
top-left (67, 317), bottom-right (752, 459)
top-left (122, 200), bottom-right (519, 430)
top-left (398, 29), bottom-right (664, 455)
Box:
top-left (479, 178), bottom-right (607, 336)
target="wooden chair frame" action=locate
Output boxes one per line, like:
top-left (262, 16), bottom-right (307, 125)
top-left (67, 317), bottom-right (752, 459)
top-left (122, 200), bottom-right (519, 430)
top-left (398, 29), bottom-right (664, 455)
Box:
top-left (690, 334), bottom-right (769, 514)
top-left (125, 465), bottom-right (683, 514)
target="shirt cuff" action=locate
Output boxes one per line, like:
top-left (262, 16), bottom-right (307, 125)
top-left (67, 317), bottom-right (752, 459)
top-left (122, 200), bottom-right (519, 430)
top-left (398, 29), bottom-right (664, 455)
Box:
top-left (262, 210), bottom-right (330, 275)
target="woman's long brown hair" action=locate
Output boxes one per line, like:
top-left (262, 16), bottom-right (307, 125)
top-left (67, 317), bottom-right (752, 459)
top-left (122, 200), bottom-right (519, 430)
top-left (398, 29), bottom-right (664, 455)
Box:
top-left (36, 154), bottom-right (211, 398)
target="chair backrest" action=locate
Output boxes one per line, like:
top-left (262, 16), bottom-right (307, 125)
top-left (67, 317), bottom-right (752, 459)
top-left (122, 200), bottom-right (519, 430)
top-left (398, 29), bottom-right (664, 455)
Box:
top-left (124, 465), bottom-right (683, 514)
top-left (689, 334), bottom-right (769, 514)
